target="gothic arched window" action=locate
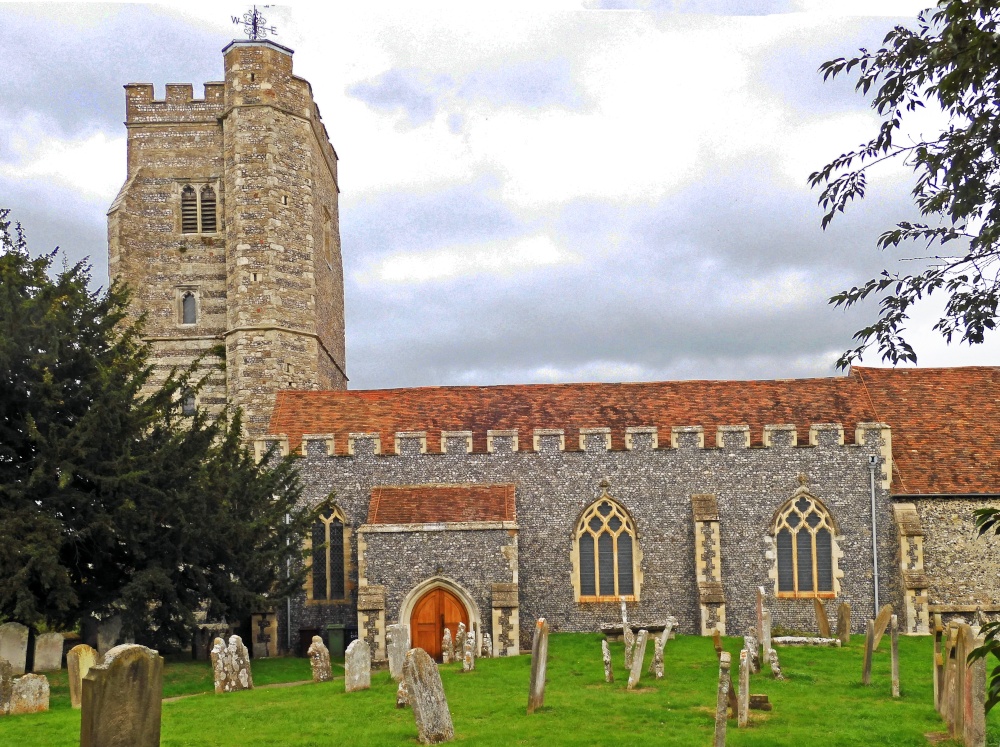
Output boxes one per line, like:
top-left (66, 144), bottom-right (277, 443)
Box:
top-left (309, 506), bottom-right (348, 602)
top-left (181, 292), bottom-right (197, 325)
top-left (180, 186), bottom-right (198, 233)
top-left (573, 496), bottom-right (639, 602)
top-left (773, 493), bottom-right (837, 598)
top-left (200, 185), bottom-right (217, 233)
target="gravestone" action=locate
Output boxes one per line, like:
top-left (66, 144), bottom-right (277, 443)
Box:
top-left (749, 693), bottom-right (772, 711)
top-left (620, 599), bottom-right (629, 631)
top-left (345, 639), bottom-right (371, 692)
top-left (872, 604), bottom-right (894, 650)
top-left (744, 633), bottom-right (760, 673)
top-left (814, 598), bottom-right (832, 638)
top-left (210, 635), bottom-right (253, 693)
top-left (762, 609), bottom-right (772, 658)
top-left (627, 629), bottom-right (648, 690)
top-left (836, 601), bottom-right (851, 645)
top-left (623, 626), bottom-right (636, 669)
top-left (33, 632), bottom-right (64, 672)
top-left (396, 677), bottom-right (409, 708)
top-left (442, 628), bottom-right (453, 664)
top-left (80, 644), bottom-right (163, 747)
top-left (652, 636), bottom-right (665, 679)
top-left (602, 639), bottom-right (614, 683)
top-left (527, 618), bottom-right (549, 714)
top-left (862, 619), bottom-right (875, 685)
top-left (0, 622), bottom-right (29, 674)
top-left (251, 611), bottom-right (278, 659)
top-left (462, 632), bottom-right (475, 672)
top-left (714, 652), bottom-right (731, 747)
top-left (767, 648), bottom-right (785, 680)
top-left (7, 674), bottom-right (49, 715)
top-left (455, 623), bottom-right (466, 661)
top-left (481, 633), bottom-right (492, 658)
top-left (650, 616), bottom-right (677, 674)
top-left (738, 650), bottom-right (749, 728)
top-left (404, 647), bottom-right (454, 744)
top-left (387, 624), bottom-right (410, 681)
top-left (67, 644), bottom-right (100, 709)
top-left (96, 616), bottom-right (122, 657)
top-left (933, 613), bottom-right (945, 713)
top-left (890, 615), bottom-right (900, 698)
top-left (307, 635), bottom-right (333, 683)
top-left (756, 586), bottom-right (766, 641)
top-left (772, 636), bottom-right (840, 647)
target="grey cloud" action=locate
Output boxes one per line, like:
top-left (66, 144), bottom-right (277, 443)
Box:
top-left (346, 69), bottom-right (453, 126)
top-left (589, 0), bottom-right (794, 14)
top-left (1, 5), bottom-right (229, 137)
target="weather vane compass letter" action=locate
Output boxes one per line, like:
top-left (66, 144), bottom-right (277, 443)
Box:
top-left (232, 6), bottom-right (278, 41)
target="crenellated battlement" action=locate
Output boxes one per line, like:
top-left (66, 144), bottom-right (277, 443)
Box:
top-left (255, 421), bottom-right (892, 463)
top-left (124, 82), bottom-right (226, 123)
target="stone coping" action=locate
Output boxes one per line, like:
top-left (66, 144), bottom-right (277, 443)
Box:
top-left (357, 521), bottom-right (518, 533)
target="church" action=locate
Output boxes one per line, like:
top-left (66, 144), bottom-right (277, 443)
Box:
top-left (109, 38), bottom-right (1000, 660)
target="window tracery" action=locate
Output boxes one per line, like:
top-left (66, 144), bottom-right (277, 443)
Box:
top-left (572, 496), bottom-right (639, 602)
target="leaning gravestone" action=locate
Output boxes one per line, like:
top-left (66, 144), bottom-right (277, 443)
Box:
top-left (481, 633), bottom-right (492, 658)
top-left (627, 629), bottom-right (648, 690)
top-left (387, 624), bottom-right (410, 681)
top-left (714, 652), bottom-right (732, 747)
top-left (762, 609), bottom-right (772, 658)
top-left (623, 626), bottom-right (636, 668)
top-left (307, 635), bottom-right (333, 683)
top-left (80, 644), bottom-right (163, 747)
top-left (67, 644), bottom-right (100, 709)
top-left (738, 649), bottom-right (749, 728)
top-left (210, 635), bottom-right (253, 693)
top-left (442, 627), bottom-right (453, 664)
top-left (33, 632), bottom-right (64, 672)
top-left (652, 636), bottom-right (665, 679)
top-left (836, 601), bottom-right (851, 645)
top-left (872, 604), bottom-right (894, 650)
top-left (345, 639), bottom-right (371, 692)
top-left (756, 586), bottom-right (766, 642)
top-left (814, 598), bottom-right (832, 638)
top-left (527, 618), bottom-right (549, 714)
top-left (650, 616), bottom-right (677, 674)
top-left (767, 648), bottom-right (785, 680)
top-left (404, 648), bottom-right (454, 744)
top-left (0, 623), bottom-right (29, 675)
top-left (890, 614), bottom-right (900, 698)
top-left (744, 633), bottom-right (760, 673)
top-left (96, 616), bottom-right (123, 657)
top-left (862, 619), bottom-right (875, 685)
top-left (602, 639), bottom-right (614, 683)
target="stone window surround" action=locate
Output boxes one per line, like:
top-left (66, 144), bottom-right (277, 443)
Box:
top-left (767, 486), bottom-right (844, 600)
top-left (304, 504), bottom-right (353, 605)
top-left (176, 285), bottom-right (200, 327)
top-left (569, 489), bottom-right (643, 603)
top-left (175, 178), bottom-right (220, 236)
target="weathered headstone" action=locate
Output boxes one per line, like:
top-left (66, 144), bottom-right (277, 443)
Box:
top-left (714, 651), bottom-right (731, 747)
top-left (756, 586), bottom-right (766, 642)
top-left (455, 623), bottom-right (466, 656)
top-left (442, 628), bottom-right (453, 664)
top-left (712, 629), bottom-right (723, 659)
top-left (872, 603), bottom-right (894, 650)
top-left (623, 626), bottom-right (636, 669)
top-left (8, 674), bottom-right (49, 715)
top-left (67, 644), bottom-right (100, 709)
top-left (650, 616), bottom-right (677, 674)
top-left (210, 635), bottom-right (253, 693)
top-left (387, 623), bottom-right (410, 681)
top-left (527, 618), bottom-right (549, 714)
top-left (890, 615), bottom-right (900, 698)
top-left (345, 639), bottom-right (371, 692)
top-left (744, 633), bottom-right (760, 673)
top-left (933, 613), bottom-right (945, 713)
top-left (481, 633), bottom-right (492, 658)
top-left (620, 599), bottom-right (629, 631)
top-left (80, 644), bottom-right (163, 747)
top-left (0, 659), bottom-right (11, 714)
top-left (772, 636), bottom-right (841, 647)
top-left (404, 647), bottom-right (454, 744)
top-left (0, 623), bottom-right (29, 675)
top-left (396, 677), bottom-right (410, 708)
top-left (462, 632), bottom-right (475, 672)
top-left (627, 629), bottom-right (648, 690)
top-left (962, 628), bottom-right (987, 747)
top-left (767, 648), bottom-right (784, 680)
top-left (652, 636), bottom-right (665, 679)
top-left (602, 639), bottom-right (614, 683)
top-left (33, 632), bottom-right (64, 672)
top-left (738, 650), bottom-right (749, 728)
top-left (814, 598), bottom-right (832, 638)
top-left (762, 609), bottom-right (772, 659)
top-left (96, 616), bottom-right (122, 658)
top-left (862, 619), bottom-right (875, 686)
top-left (307, 635), bottom-right (333, 683)
top-left (836, 601), bottom-right (851, 645)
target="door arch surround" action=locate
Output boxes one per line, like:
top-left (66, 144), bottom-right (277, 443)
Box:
top-left (399, 576), bottom-right (482, 660)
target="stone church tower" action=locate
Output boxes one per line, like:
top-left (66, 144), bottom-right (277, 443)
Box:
top-left (108, 39), bottom-right (347, 434)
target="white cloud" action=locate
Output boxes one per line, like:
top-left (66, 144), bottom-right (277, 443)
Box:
top-left (357, 234), bottom-right (579, 284)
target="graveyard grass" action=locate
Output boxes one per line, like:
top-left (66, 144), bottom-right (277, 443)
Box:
top-left (1, 634), bottom-right (998, 746)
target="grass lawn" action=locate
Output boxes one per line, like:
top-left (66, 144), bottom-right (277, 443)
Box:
top-left (0, 633), bottom-right (996, 745)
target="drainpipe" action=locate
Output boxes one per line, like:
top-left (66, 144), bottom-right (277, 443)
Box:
top-left (868, 455), bottom-right (880, 617)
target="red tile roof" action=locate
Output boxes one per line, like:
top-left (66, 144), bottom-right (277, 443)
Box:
top-left (853, 366), bottom-right (1000, 495)
top-left (368, 484), bottom-right (516, 524)
top-left (268, 367), bottom-right (1000, 496)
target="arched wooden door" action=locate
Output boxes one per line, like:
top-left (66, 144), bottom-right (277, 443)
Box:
top-left (410, 587), bottom-right (469, 660)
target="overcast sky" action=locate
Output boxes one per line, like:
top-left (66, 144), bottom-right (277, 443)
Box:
top-left (2, 1), bottom-right (997, 389)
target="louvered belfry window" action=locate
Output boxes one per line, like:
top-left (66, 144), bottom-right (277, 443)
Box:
top-left (181, 186), bottom-right (198, 233)
top-left (576, 498), bottom-right (637, 601)
top-left (775, 494), bottom-right (836, 597)
top-left (310, 507), bottom-right (348, 601)
top-left (200, 185), bottom-right (217, 233)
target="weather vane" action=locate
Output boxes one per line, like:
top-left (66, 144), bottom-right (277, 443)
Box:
top-left (232, 6), bottom-right (278, 41)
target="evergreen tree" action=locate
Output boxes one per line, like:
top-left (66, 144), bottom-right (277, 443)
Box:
top-left (0, 209), bottom-right (313, 649)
